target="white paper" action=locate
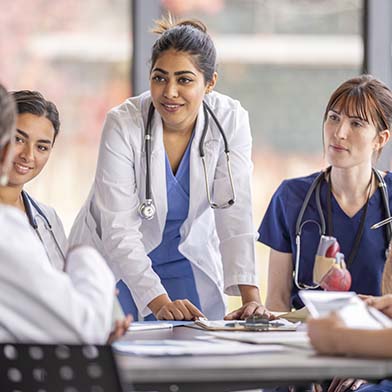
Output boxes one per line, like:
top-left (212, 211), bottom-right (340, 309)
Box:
top-left (299, 290), bottom-right (392, 330)
top-left (113, 339), bottom-right (284, 356)
top-left (128, 322), bottom-right (173, 332)
top-left (209, 331), bottom-right (310, 346)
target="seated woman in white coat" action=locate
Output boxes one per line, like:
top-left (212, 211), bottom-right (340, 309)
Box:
top-left (70, 17), bottom-right (266, 321)
top-left (0, 83), bottom-right (115, 344)
top-left (0, 90), bottom-right (67, 269)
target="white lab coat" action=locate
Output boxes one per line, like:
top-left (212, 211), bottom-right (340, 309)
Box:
top-left (69, 91), bottom-right (258, 319)
top-left (26, 194), bottom-right (68, 271)
top-left (0, 205), bottom-right (115, 344)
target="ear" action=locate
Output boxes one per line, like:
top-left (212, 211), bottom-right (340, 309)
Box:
top-left (205, 72), bottom-right (218, 94)
top-left (375, 129), bottom-right (390, 151)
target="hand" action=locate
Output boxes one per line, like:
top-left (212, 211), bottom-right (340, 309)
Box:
top-left (364, 294), bottom-right (392, 318)
top-left (107, 315), bottom-right (132, 344)
top-left (224, 301), bottom-right (274, 320)
top-left (155, 299), bottom-right (205, 321)
top-left (327, 377), bottom-right (367, 392)
top-left (307, 312), bottom-right (345, 355)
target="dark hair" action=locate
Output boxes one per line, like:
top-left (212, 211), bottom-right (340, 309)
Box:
top-left (150, 17), bottom-right (216, 83)
top-left (0, 84), bottom-right (16, 149)
top-left (11, 90), bottom-right (60, 143)
top-left (324, 75), bottom-right (392, 134)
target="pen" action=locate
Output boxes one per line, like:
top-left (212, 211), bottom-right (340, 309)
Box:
top-left (370, 216), bottom-right (392, 230)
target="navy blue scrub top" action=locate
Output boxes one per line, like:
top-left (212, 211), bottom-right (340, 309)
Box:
top-left (258, 171), bottom-right (392, 309)
top-left (117, 134), bottom-right (201, 320)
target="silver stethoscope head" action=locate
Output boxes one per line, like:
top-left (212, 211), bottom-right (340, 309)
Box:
top-left (138, 199), bottom-right (156, 220)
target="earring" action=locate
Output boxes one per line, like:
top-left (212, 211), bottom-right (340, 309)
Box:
top-left (0, 172), bottom-right (8, 186)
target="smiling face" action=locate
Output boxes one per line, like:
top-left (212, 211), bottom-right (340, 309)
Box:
top-left (8, 113), bottom-right (55, 188)
top-left (323, 107), bottom-right (384, 170)
top-left (149, 49), bottom-right (217, 134)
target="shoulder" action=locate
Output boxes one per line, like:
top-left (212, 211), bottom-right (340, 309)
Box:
top-left (204, 91), bottom-right (246, 116)
top-left (105, 91), bottom-right (151, 130)
top-left (275, 171), bottom-right (321, 200)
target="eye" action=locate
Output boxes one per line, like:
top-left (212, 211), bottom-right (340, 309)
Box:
top-left (178, 77), bottom-right (192, 85)
top-left (37, 145), bottom-right (49, 152)
top-left (15, 135), bottom-right (24, 143)
top-left (151, 75), bottom-right (166, 83)
top-left (352, 120), bottom-right (363, 128)
top-left (328, 113), bottom-right (339, 122)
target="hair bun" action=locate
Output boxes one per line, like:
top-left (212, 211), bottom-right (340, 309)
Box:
top-left (152, 15), bottom-right (207, 35)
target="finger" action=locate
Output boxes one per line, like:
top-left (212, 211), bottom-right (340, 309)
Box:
top-left (174, 301), bottom-right (193, 320)
top-left (336, 379), bottom-right (355, 392)
top-left (157, 307), bottom-right (174, 320)
top-left (182, 300), bottom-right (205, 319)
top-left (168, 304), bottom-right (185, 320)
top-left (327, 377), bottom-right (342, 392)
top-left (351, 379), bottom-right (367, 390)
top-left (223, 308), bottom-right (242, 320)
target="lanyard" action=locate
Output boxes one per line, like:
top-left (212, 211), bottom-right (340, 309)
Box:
top-left (326, 171), bottom-right (373, 266)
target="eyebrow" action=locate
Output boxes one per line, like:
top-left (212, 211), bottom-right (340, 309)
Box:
top-left (329, 109), bottom-right (368, 122)
top-left (16, 128), bottom-right (52, 144)
top-left (152, 67), bottom-right (197, 76)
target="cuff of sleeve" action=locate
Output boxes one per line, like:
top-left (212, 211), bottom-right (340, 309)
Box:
top-left (224, 274), bottom-right (259, 296)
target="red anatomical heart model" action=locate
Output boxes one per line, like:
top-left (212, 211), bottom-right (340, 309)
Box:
top-left (320, 264), bottom-right (352, 291)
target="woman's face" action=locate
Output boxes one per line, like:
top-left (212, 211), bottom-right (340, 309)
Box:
top-left (323, 107), bottom-right (387, 169)
top-left (150, 49), bottom-right (216, 133)
top-left (7, 113), bottom-right (55, 188)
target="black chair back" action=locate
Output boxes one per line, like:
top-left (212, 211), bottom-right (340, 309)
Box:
top-left (0, 343), bottom-right (124, 392)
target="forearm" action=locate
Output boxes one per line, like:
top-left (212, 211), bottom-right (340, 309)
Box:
top-left (335, 327), bottom-right (392, 358)
top-left (382, 250), bottom-right (392, 294)
top-left (239, 285), bottom-right (262, 304)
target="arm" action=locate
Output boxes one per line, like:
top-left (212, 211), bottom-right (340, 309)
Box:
top-left (382, 243), bottom-right (392, 294)
top-left (1, 211), bottom-right (115, 344)
top-left (308, 313), bottom-right (392, 358)
top-left (93, 110), bottom-right (167, 317)
top-left (266, 249), bottom-right (293, 312)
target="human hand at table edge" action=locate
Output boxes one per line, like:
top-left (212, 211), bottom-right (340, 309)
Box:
top-left (307, 312), bottom-right (346, 355)
top-left (224, 285), bottom-right (274, 320)
top-left (148, 294), bottom-right (205, 320)
top-left (107, 314), bottom-right (132, 344)
top-left (363, 294), bottom-right (392, 318)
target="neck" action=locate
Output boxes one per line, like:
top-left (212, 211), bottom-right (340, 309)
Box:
top-left (329, 165), bottom-right (373, 201)
top-left (0, 185), bottom-right (24, 210)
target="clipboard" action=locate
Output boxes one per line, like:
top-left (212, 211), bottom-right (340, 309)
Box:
top-left (193, 318), bottom-right (299, 332)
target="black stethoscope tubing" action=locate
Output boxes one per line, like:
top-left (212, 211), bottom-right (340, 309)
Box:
top-left (22, 190), bottom-right (66, 263)
top-left (139, 100), bottom-right (236, 220)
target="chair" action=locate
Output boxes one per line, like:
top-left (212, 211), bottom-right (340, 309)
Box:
top-left (0, 343), bottom-right (124, 392)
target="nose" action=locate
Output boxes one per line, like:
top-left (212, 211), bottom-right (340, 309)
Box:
top-left (19, 143), bottom-right (34, 162)
top-left (163, 80), bottom-right (179, 99)
top-left (334, 119), bottom-right (350, 140)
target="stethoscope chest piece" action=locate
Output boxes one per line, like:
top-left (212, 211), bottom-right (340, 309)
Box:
top-left (138, 199), bottom-right (156, 220)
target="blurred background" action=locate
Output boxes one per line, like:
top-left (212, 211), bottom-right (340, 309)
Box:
top-left (2, 0), bottom-right (391, 308)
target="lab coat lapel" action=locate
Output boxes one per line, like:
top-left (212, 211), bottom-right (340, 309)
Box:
top-left (185, 104), bottom-right (216, 232)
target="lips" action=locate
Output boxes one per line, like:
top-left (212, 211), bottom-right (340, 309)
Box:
top-left (330, 144), bottom-right (349, 152)
top-left (161, 102), bottom-right (184, 113)
top-left (13, 162), bottom-right (33, 175)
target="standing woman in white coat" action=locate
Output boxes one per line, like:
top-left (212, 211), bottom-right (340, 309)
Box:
top-left (70, 17), bottom-right (265, 321)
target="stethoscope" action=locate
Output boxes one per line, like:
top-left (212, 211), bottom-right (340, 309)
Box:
top-left (21, 190), bottom-right (66, 264)
top-left (294, 167), bottom-right (392, 290)
top-left (138, 101), bottom-right (236, 220)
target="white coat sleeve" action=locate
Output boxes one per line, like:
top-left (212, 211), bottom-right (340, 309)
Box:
top-left (93, 112), bottom-right (166, 316)
top-left (213, 103), bottom-right (258, 296)
top-left (0, 211), bottom-right (115, 344)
